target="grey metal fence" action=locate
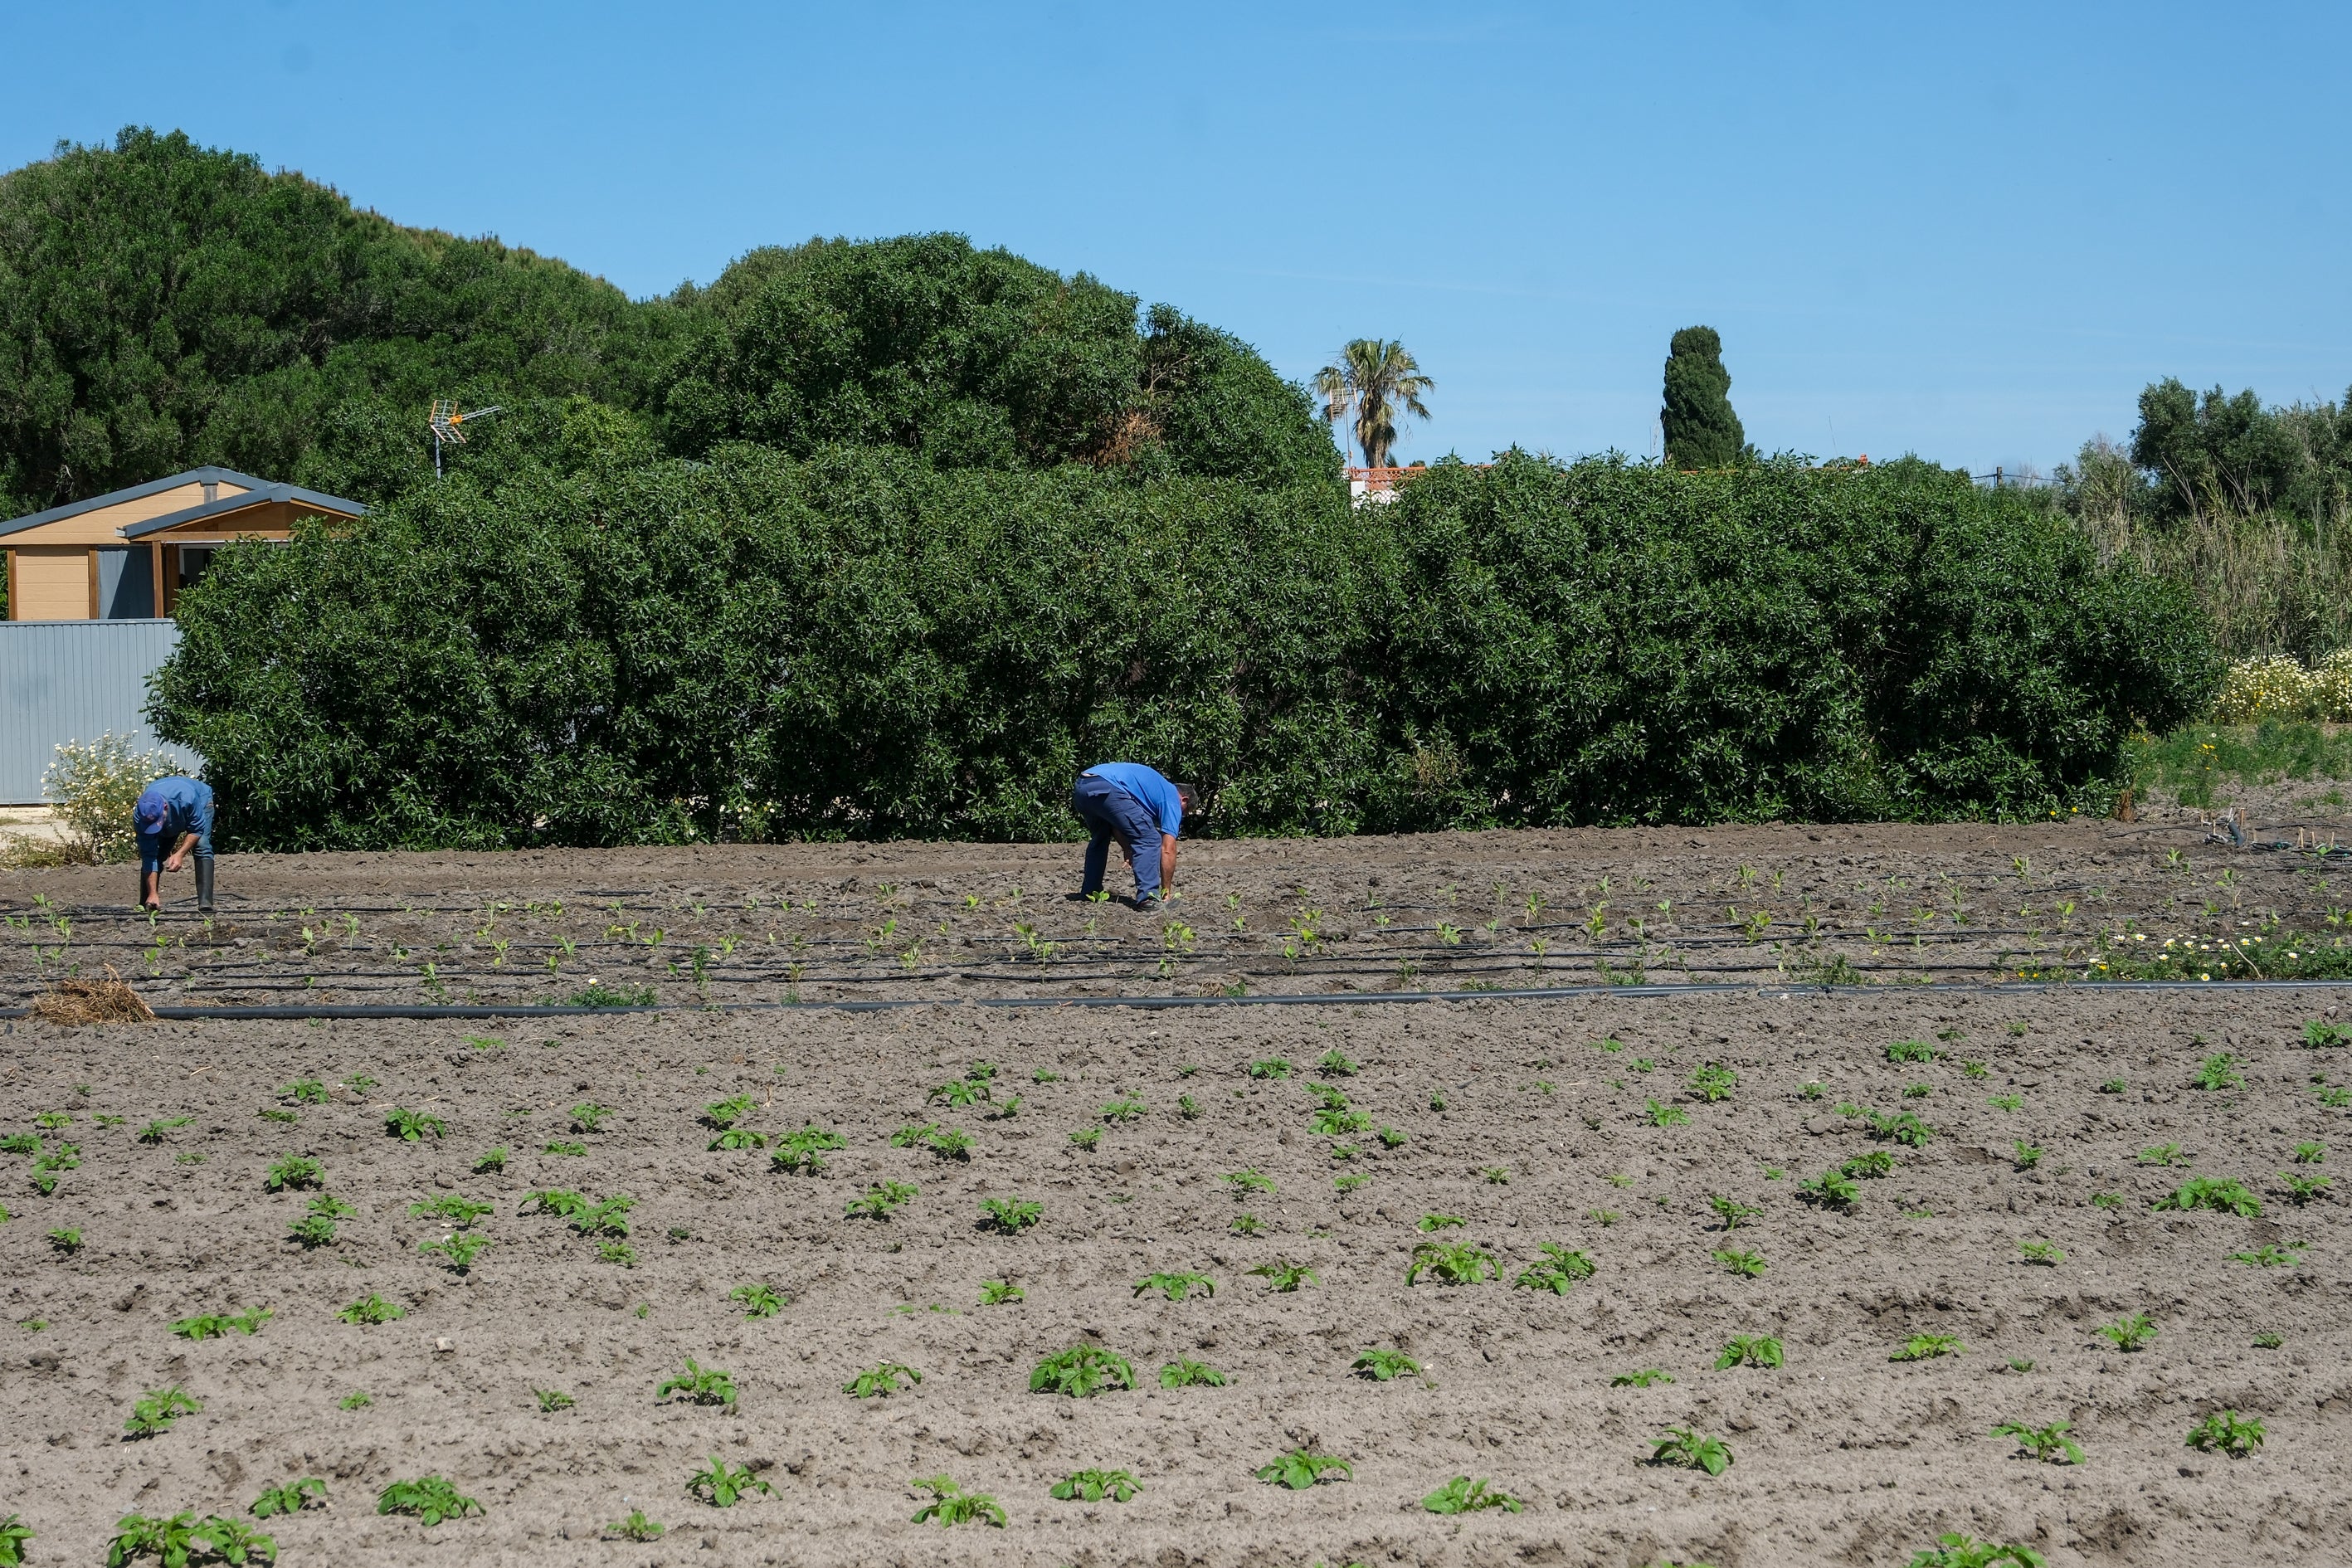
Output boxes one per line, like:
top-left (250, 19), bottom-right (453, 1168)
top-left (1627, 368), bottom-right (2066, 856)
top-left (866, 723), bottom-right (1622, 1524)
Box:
top-left (0, 620), bottom-right (203, 804)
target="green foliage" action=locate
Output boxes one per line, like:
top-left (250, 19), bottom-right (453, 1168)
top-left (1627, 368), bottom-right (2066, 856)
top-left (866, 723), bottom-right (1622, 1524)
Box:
top-left (1422, 1475), bottom-right (1521, 1515)
top-left (1890, 1333), bottom-right (1964, 1361)
top-left (419, 1233), bottom-right (488, 1273)
top-left (729, 1283), bottom-right (786, 1318)
top-left (172, 1307), bottom-right (270, 1340)
top-left (2191, 1052), bottom-right (2244, 1091)
top-left (843, 1362), bottom-right (921, 1398)
top-left (977, 1278), bottom-right (1024, 1305)
top-left (2018, 1239), bottom-right (2065, 1265)
top-left (1714, 1248), bottom-right (1768, 1278)
top-left (907, 1475), bottom-right (1004, 1528)
top-left (136, 1116), bottom-right (192, 1144)
top-left (1132, 1270), bottom-right (1214, 1301)
top-left (702, 1093), bottom-right (757, 1128)
top-left (2184, 1409), bottom-right (2265, 1458)
top-left (383, 1108), bottom-right (446, 1142)
top-left (0, 1516), bottom-right (27, 1568)
top-left (409, 1195), bottom-right (492, 1228)
top-left (2100, 1312), bottom-right (2157, 1351)
top-left (2278, 1171), bottom-right (2330, 1202)
top-left (978, 1195), bottom-right (1041, 1233)
top-left (1645, 1098), bottom-right (1690, 1127)
top-left (604, 1510), bottom-right (665, 1542)
top-left (845, 1181), bottom-right (918, 1220)
top-left (1661, 325), bottom-right (1746, 470)
top-left (337, 1391), bottom-right (372, 1410)
top-left (1868, 1109), bottom-right (1936, 1147)
top-left (1029, 1345), bottom-right (1136, 1397)
top-left (1799, 1170), bottom-right (1860, 1206)
top-left (1351, 1347), bottom-right (1424, 1382)
top-left (1906, 1536), bottom-right (2048, 1568)
top-left (1159, 1356), bottom-right (1226, 1387)
top-left (1246, 1259), bottom-right (1318, 1292)
top-left (46, 1226), bottom-right (81, 1254)
top-left (686, 1457), bottom-right (772, 1507)
top-left (1687, 1063), bottom-right (1737, 1103)
top-left (1254, 1449), bottom-right (1352, 1490)
top-left (336, 1293), bottom-right (404, 1326)
top-left (1406, 1240), bottom-right (1499, 1286)
top-left (2152, 1176), bottom-right (2262, 1215)
top-left (1993, 1419), bottom-right (2083, 1464)
top-left (1649, 1425), bottom-right (1732, 1476)
top-left (1709, 1195), bottom-right (1762, 1230)
top-left (1049, 1468), bottom-right (1142, 1502)
top-left (1246, 1058), bottom-right (1291, 1079)
top-left (770, 1127), bottom-right (845, 1173)
top-left (123, 1384), bottom-right (202, 1437)
top-left (1066, 1127), bottom-right (1103, 1152)
top-left (533, 1388), bottom-right (574, 1412)
top-left (247, 1478), bottom-right (326, 1518)
top-left (1223, 1167), bottom-right (1275, 1195)
top-left (1513, 1244), bottom-right (1596, 1294)
top-left (1885, 1039), bottom-right (1940, 1063)
top-left (1317, 1049), bottom-right (1358, 1076)
top-left (1715, 1334), bottom-right (1784, 1369)
top-left (470, 1147), bottom-right (508, 1174)
top-left (1610, 1368), bottom-right (1674, 1387)
top-left (656, 1358), bottom-right (737, 1410)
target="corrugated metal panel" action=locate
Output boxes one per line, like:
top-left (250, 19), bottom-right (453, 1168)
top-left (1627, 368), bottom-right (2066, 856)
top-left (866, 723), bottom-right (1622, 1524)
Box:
top-left (0, 620), bottom-right (203, 804)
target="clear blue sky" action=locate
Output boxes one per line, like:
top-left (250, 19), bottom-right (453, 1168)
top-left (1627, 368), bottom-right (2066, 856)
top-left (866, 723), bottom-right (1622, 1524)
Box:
top-left (5, 2), bottom-right (2347, 475)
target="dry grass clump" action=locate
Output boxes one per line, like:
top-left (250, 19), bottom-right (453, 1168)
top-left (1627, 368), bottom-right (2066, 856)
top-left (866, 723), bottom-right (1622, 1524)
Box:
top-left (30, 971), bottom-right (156, 1026)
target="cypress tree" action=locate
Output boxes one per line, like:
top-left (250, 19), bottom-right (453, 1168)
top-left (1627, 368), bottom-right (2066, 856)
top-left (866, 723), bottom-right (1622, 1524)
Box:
top-left (1661, 325), bottom-right (1747, 469)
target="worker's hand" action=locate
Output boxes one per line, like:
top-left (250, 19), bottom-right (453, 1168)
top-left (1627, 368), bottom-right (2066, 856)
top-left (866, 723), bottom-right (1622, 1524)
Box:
top-left (164, 850), bottom-right (186, 874)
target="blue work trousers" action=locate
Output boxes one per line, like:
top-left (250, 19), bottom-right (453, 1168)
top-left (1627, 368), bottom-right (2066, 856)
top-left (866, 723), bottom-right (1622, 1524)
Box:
top-left (1071, 773), bottom-right (1161, 901)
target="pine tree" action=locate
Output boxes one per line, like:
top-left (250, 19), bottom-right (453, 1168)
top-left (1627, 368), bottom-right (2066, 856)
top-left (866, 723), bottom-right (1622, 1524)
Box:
top-left (1661, 326), bottom-right (1747, 470)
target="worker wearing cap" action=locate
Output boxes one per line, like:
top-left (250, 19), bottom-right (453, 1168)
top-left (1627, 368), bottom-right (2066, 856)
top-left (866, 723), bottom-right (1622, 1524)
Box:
top-left (134, 775), bottom-right (216, 913)
top-left (1070, 763), bottom-right (1192, 905)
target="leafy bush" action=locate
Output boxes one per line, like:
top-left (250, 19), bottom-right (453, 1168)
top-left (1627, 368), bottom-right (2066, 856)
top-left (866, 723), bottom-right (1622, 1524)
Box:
top-left (34, 735), bottom-right (177, 865)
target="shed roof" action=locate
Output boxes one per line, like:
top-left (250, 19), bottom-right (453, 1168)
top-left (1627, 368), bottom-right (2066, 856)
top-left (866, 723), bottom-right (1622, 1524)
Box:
top-left (0, 467), bottom-right (367, 542)
top-left (119, 482), bottom-right (367, 538)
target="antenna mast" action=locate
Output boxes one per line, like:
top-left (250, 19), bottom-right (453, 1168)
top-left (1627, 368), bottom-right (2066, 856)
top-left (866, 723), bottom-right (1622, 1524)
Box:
top-left (428, 398), bottom-right (503, 478)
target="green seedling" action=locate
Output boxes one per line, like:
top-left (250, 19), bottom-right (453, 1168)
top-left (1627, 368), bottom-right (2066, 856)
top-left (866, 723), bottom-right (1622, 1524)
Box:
top-left (891, 1121), bottom-right (941, 1148)
top-left (2097, 1076), bottom-right (2127, 1094)
top-left (1514, 1244), bottom-right (1596, 1294)
top-left (337, 1390), bottom-right (373, 1410)
top-left (471, 1147), bottom-right (508, 1174)
top-left (1351, 1347), bottom-right (1424, 1382)
top-left (2293, 1140), bottom-right (2326, 1163)
top-left (1133, 1271), bottom-right (1215, 1301)
top-left (567, 1102), bottom-right (611, 1133)
top-left (277, 1079), bottom-right (327, 1105)
top-left (1478, 1163), bottom-right (1510, 1183)
top-left (32, 1113), bottom-right (70, 1130)
top-left (1407, 1240), bottom-right (1499, 1285)
top-left (1868, 1109), bottom-right (1935, 1147)
top-left (1333, 1172), bottom-right (1371, 1193)
top-left (844, 1361), bottom-right (922, 1398)
top-left (570, 1195), bottom-right (635, 1236)
top-left (408, 1195), bottom-right (493, 1227)
top-left (1313, 1106), bottom-right (1372, 1137)
top-left (1246, 1058), bottom-right (1292, 1079)
top-left (2139, 1142), bottom-right (2189, 1166)
top-left (657, 1358), bottom-right (737, 1410)
top-left (337, 1292), bottom-right (405, 1327)
top-left (706, 1127), bottom-right (765, 1151)
top-left (1645, 1099), bottom-right (1690, 1127)
top-left (1429, 1091), bottom-right (1447, 1110)
top-left (928, 1079), bottom-right (987, 1108)
top-left (103, 1514), bottom-right (197, 1565)
top-left (2018, 1239), bottom-right (2064, 1265)
top-left (534, 1388), bottom-right (575, 1412)
top-left (0, 1134), bottom-right (37, 1156)
top-left (2229, 1243), bottom-right (2308, 1267)
top-left (2184, 1410), bottom-right (2265, 1458)
top-left (1377, 1125), bottom-right (1407, 1148)
top-left (729, 1283), bottom-right (786, 1318)
top-left (1586, 1208), bottom-right (1622, 1226)
top-left (1030, 1345), bottom-right (1136, 1397)
top-left (1031, 1068), bottom-right (1061, 1083)
top-left (249, 1477), bottom-right (327, 1517)
top-left (979, 1278), bottom-right (1025, 1304)
top-left (1422, 1474), bottom-right (1520, 1514)
top-left (1987, 1093), bottom-right (2023, 1112)
top-left (2100, 1312), bottom-right (2156, 1351)
top-left (420, 1233), bottom-right (488, 1273)
top-left (2153, 1176), bottom-right (2262, 1215)
top-left (1909, 1536), bottom-right (2049, 1568)
top-left (2253, 1331), bottom-right (2285, 1349)
top-left (1687, 1063), bottom-right (1737, 1103)
top-left (1799, 1170), bottom-right (1860, 1206)
top-left (925, 1127), bottom-right (976, 1160)
top-left (2012, 1141), bottom-right (2043, 1171)
top-left (1230, 1212), bottom-right (1266, 1235)
top-left (597, 1239), bottom-right (637, 1267)
top-left (1418, 1213), bottom-right (1466, 1231)
top-left (1610, 1368), bottom-right (1674, 1387)
top-left (1177, 1094), bottom-right (1200, 1118)
top-left (1099, 1095), bottom-right (1147, 1122)
top-left (1845, 1151), bottom-right (1896, 1177)
top-left (29, 1142), bottom-right (79, 1194)
top-left (1709, 1195), bottom-right (1762, 1230)
top-left (1885, 1039), bottom-right (1940, 1063)
top-left (845, 1181), bottom-right (918, 1220)
top-left (123, 1384), bottom-right (202, 1437)
top-left (1715, 1334), bottom-right (1784, 1369)
top-left (2279, 1171), bottom-right (2331, 1201)
top-left (1158, 1357), bottom-right (1227, 1387)
top-left (136, 1116), bottom-right (192, 1144)
top-left (770, 1127), bottom-right (845, 1173)
top-left (172, 1307), bottom-right (271, 1340)
top-left (543, 1139), bottom-right (587, 1157)
top-left (605, 1510), bottom-right (665, 1542)
top-left (47, 1226), bottom-right (80, 1254)
top-left (1317, 1049), bottom-right (1358, 1076)
top-left (687, 1455), bottom-right (772, 1507)
top-left (1891, 1333), bottom-right (1964, 1361)
top-left (2307, 1020), bottom-right (2352, 1048)
top-left (908, 1475), bottom-right (1004, 1527)
top-left (1224, 1167), bottom-right (1275, 1195)
top-left (385, 1108), bottom-right (446, 1142)
top-left (523, 1188), bottom-right (588, 1219)
top-left (2192, 1053), bottom-right (2244, 1091)
top-left (1247, 1260), bottom-right (1318, 1292)
top-left (1066, 1127), bottom-right (1103, 1152)
top-left (2315, 1085), bottom-right (2351, 1108)
top-left (1050, 1468), bottom-right (1141, 1502)
top-left (1992, 1419), bottom-right (2083, 1464)
top-left (702, 1093), bottom-right (758, 1128)
top-left (1714, 1248), bottom-right (1767, 1278)
top-left (1649, 1425), bottom-right (1731, 1475)
top-left (1254, 1449), bottom-right (1352, 1490)
top-left (1961, 1059), bottom-right (1989, 1080)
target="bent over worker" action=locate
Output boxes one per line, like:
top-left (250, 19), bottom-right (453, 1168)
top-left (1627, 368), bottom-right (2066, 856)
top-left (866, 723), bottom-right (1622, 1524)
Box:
top-left (134, 774), bottom-right (216, 913)
top-left (1069, 762), bottom-right (1192, 905)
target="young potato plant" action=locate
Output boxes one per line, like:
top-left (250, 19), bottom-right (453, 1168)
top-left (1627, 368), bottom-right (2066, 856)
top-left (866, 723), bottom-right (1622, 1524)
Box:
top-left (924, 1127), bottom-right (976, 1161)
top-left (771, 1127), bottom-right (845, 1173)
top-left (686, 1456), bottom-right (772, 1507)
top-left (420, 1234), bottom-right (489, 1273)
top-left (1799, 1170), bottom-right (1860, 1206)
top-left (1714, 1248), bottom-right (1767, 1278)
top-left (2191, 1053), bottom-right (2244, 1091)
top-left (29, 1142), bottom-right (79, 1195)
top-left (278, 1079), bottom-right (328, 1105)
top-left (2277, 1171), bottom-right (2331, 1202)
top-left (1715, 1334), bottom-right (1784, 1370)
top-left (702, 1093), bottom-right (758, 1129)
top-left (1610, 1368), bottom-right (1674, 1387)
top-left (1422, 1475), bottom-right (1521, 1515)
top-left (1687, 1064), bottom-right (1737, 1103)
top-left (384, 1108), bottom-right (447, 1142)
top-left (1224, 1168), bottom-right (1275, 1195)
top-left (1099, 1095), bottom-right (1147, 1123)
top-left (1649, 1425), bottom-right (1731, 1475)
top-left (471, 1147), bottom-right (508, 1175)
top-left (1709, 1195), bottom-right (1762, 1230)
top-left (2229, 1242), bottom-right (2308, 1267)
top-left (2018, 1239), bottom-right (2065, 1266)
top-left (1886, 1039), bottom-right (1941, 1064)
top-left (979, 1196), bottom-right (1042, 1233)
top-left (106, 1513), bottom-right (276, 1566)
top-left (1418, 1213), bottom-right (1466, 1232)
top-left (171, 1307), bottom-right (271, 1341)
top-left (1030, 1345), bottom-right (1136, 1397)
top-left (1909, 1536), bottom-right (2049, 1568)
top-left (2138, 1142), bottom-right (2189, 1166)
top-left (1992, 1419), bottom-right (2082, 1464)
top-left (1645, 1099), bottom-right (1690, 1127)
top-left (707, 1127), bottom-right (765, 1152)
top-left (729, 1283), bottom-right (786, 1318)
top-left (47, 1227), bottom-right (81, 1254)
top-left (978, 1279), bottom-right (1025, 1305)
top-left (1159, 1357), bottom-right (1227, 1387)
top-left (928, 1078), bottom-right (989, 1109)
top-left (908, 1476), bottom-right (1004, 1527)
top-left (845, 1181), bottom-right (918, 1220)
top-left (376, 1476), bottom-right (482, 1523)
top-left (249, 1477), bottom-right (327, 1517)
top-left (1254, 1449), bottom-right (1352, 1489)
top-left (1246, 1058), bottom-right (1292, 1079)
top-left (123, 1384), bottom-right (202, 1438)
top-left (567, 1102), bottom-right (611, 1134)
top-left (0, 1515), bottom-right (26, 1567)
top-left (1407, 1240), bottom-right (1498, 1286)
top-left (1351, 1347), bottom-right (1424, 1383)
top-left (409, 1195), bottom-right (493, 1228)
top-left (1134, 1271), bottom-right (1215, 1301)
top-left (2100, 1312), bottom-right (2157, 1352)
top-left (605, 1509), bottom-right (665, 1542)
top-left (534, 1388), bottom-right (575, 1412)
top-left (1050, 1468), bottom-right (1142, 1502)
top-left (844, 1362), bottom-right (922, 1398)
top-left (337, 1292), bottom-right (405, 1327)
top-left (657, 1358), bottom-right (738, 1410)
top-left (1514, 1244), bottom-right (1595, 1294)
top-left (1247, 1260), bottom-right (1318, 1292)
top-left (1067, 1127), bottom-right (1103, 1152)
top-left (2184, 1410), bottom-right (2264, 1458)
top-left (1890, 1333), bottom-right (1964, 1361)
top-left (2153, 1176), bottom-right (2262, 1216)
top-left (1317, 1049), bottom-right (1358, 1077)
top-left (1868, 1109), bottom-right (1935, 1147)
top-left (135, 1116), bottom-right (192, 1145)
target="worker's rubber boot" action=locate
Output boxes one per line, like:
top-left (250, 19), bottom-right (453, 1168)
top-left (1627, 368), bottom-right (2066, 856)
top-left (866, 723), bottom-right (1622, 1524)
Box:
top-left (194, 854), bottom-right (216, 914)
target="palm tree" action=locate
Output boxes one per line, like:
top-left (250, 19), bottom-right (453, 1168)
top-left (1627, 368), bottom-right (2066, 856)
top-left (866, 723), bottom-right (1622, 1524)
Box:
top-left (1316, 339), bottom-right (1434, 469)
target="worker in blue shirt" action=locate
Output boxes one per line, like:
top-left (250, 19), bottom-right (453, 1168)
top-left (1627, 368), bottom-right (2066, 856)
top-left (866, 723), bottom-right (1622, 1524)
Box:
top-left (1070, 763), bottom-right (1193, 904)
top-left (134, 775), bottom-right (216, 913)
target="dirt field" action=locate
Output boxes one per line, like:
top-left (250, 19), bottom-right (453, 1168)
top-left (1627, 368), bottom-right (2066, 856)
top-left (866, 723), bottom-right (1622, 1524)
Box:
top-left (5, 826), bottom-right (2352, 1567)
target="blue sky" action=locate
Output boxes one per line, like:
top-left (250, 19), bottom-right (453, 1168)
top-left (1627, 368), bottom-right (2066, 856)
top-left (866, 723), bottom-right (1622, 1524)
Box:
top-left (5, 2), bottom-right (2347, 474)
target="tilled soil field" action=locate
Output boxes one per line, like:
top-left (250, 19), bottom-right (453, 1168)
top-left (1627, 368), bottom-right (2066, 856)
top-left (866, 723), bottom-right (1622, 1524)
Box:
top-left (3, 830), bottom-right (2352, 1567)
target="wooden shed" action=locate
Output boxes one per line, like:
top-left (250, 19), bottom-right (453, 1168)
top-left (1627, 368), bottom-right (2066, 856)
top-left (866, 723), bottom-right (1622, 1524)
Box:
top-left (0, 466), bottom-right (365, 620)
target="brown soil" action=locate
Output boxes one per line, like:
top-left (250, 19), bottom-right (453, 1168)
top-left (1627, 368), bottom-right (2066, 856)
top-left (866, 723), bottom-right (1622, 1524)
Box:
top-left (4, 830), bottom-right (2351, 1567)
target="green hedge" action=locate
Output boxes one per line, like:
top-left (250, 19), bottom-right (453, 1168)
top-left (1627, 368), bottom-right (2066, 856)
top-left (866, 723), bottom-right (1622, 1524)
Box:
top-left (150, 446), bottom-right (2219, 850)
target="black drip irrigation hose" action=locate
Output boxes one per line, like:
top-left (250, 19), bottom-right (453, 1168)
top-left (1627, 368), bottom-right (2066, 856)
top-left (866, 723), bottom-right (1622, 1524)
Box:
top-left (9, 976), bottom-right (2352, 1020)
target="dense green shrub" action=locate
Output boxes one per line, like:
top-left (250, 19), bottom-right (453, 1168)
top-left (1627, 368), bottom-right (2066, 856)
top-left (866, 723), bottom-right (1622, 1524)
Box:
top-left (152, 441), bottom-right (2217, 850)
top-left (1660, 325), bottom-right (1748, 470)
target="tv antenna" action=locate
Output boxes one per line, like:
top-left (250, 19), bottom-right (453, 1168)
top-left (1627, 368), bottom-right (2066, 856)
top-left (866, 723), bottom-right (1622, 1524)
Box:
top-left (428, 398), bottom-right (502, 478)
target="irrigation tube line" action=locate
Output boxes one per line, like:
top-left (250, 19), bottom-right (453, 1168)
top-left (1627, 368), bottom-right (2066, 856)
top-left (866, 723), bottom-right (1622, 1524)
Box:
top-left (11, 976), bottom-right (2352, 1022)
